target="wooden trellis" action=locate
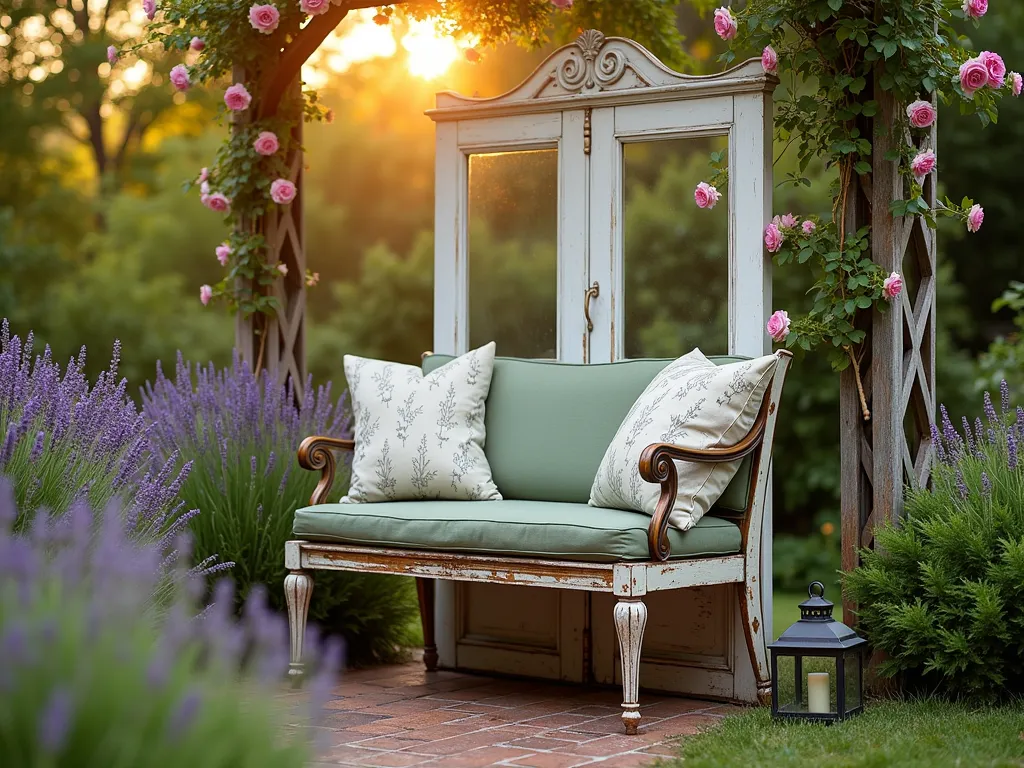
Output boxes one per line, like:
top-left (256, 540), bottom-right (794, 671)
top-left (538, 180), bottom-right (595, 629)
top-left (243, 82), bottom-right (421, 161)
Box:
top-left (840, 88), bottom-right (937, 625)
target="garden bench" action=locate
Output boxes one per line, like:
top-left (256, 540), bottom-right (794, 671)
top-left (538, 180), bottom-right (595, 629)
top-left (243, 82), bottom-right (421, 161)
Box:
top-left (285, 350), bottom-right (792, 733)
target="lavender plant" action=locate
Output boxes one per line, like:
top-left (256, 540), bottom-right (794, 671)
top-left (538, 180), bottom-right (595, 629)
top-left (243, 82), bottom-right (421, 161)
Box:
top-left (844, 382), bottom-right (1024, 701)
top-left (0, 477), bottom-right (341, 766)
top-left (0, 320), bottom-right (194, 547)
top-left (142, 353), bottom-right (419, 664)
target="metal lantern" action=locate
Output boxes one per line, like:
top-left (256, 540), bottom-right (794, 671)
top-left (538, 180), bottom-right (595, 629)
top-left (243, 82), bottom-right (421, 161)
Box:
top-left (768, 581), bottom-right (867, 722)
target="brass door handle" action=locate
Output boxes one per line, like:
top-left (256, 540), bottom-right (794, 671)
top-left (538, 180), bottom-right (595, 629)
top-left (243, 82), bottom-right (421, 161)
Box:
top-left (584, 281), bottom-right (600, 333)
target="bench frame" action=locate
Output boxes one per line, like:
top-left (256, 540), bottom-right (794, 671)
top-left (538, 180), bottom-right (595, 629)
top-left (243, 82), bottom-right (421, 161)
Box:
top-left (285, 349), bottom-right (792, 734)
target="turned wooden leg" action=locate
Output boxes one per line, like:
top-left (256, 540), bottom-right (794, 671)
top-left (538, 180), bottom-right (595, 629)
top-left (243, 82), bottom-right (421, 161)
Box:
top-left (415, 577), bottom-right (438, 672)
top-left (614, 597), bottom-right (647, 734)
top-left (737, 581), bottom-right (771, 705)
top-left (284, 570), bottom-right (314, 679)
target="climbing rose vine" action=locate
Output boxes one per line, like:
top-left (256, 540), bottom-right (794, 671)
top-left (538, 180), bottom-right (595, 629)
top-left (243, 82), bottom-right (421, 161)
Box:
top-left (695, 1), bottom-right (1014, 418)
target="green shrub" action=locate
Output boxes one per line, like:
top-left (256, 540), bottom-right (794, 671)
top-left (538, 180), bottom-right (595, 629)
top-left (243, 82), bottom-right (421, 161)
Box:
top-left (142, 354), bottom-right (420, 665)
top-left (844, 384), bottom-right (1024, 700)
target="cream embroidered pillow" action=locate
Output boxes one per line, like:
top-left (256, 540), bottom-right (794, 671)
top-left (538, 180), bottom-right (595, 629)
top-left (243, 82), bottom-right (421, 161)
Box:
top-left (589, 349), bottom-right (778, 530)
top-left (342, 342), bottom-right (501, 503)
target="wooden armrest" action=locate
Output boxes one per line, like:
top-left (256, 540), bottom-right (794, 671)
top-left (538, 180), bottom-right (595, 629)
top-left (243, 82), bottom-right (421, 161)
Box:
top-left (297, 435), bottom-right (355, 506)
top-left (638, 395), bottom-right (771, 562)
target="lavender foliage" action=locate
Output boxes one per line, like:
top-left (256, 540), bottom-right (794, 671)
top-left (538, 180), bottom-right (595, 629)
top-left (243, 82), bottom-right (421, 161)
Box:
top-left (0, 320), bottom-right (194, 546)
top-left (0, 477), bottom-right (341, 766)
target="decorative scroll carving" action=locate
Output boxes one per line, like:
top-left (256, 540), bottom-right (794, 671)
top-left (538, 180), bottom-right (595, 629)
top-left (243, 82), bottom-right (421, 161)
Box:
top-left (555, 30), bottom-right (631, 93)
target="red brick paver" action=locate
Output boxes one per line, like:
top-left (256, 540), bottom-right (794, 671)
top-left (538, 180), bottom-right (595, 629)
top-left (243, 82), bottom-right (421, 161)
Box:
top-left (296, 655), bottom-right (735, 767)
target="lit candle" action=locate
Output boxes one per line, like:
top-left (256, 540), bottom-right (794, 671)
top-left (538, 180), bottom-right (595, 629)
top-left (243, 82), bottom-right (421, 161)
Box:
top-left (807, 672), bottom-right (830, 713)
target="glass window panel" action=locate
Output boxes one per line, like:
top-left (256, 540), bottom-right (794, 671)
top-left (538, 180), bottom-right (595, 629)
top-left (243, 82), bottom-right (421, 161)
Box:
top-left (844, 651), bottom-right (863, 713)
top-left (775, 654), bottom-right (838, 715)
top-left (622, 136), bottom-right (729, 359)
top-left (468, 150), bottom-right (558, 358)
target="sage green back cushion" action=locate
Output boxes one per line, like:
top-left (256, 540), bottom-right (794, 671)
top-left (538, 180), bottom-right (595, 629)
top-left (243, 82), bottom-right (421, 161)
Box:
top-left (422, 355), bottom-right (754, 513)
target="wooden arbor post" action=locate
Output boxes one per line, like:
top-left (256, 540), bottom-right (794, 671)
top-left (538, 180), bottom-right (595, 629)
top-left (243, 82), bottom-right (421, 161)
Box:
top-left (840, 88), bottom-right (938, 624)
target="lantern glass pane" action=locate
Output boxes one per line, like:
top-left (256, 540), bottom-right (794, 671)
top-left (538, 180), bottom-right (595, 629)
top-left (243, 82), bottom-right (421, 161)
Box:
top-left (778, 655), bottom-right (837, 715)
top-left (844, 651), bottom-right (862, 711)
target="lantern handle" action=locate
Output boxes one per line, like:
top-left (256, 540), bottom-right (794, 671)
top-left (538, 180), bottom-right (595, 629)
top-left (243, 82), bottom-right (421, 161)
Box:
top-left (808, 581), bottom-right (825, 598)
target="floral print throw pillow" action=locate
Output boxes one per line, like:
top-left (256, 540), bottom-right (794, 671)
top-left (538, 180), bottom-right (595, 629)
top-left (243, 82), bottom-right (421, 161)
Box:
top-left (589, 348), bottom-right (778, 530)
top-left (342, 342), bottom-right (502, 503)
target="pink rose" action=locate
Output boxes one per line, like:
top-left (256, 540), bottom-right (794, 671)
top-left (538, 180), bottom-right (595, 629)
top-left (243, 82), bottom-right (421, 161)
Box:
top-left (766, 310), bottom-right (791, 343)
top-left (190, 37), bottom-right (205, 51)
top-left (764, 223), bottom-right (784, 253)
top-left (882, 272), bottom-right (903, 301)
top-left (253, 131), bottom-right (280, 156)
top-left (694, 182), bottom-right (722, 209)
top-left (169, 64), bottom-right (190, 92)
top-left (959, 57), bottom-right (990, 96)
top-left (199, 285), bottom-right (212, 305)
top-left (550, 0), bottom-right (573, 8)
top-left (775, 213), bottom-right (798, 229)
top-left (276, 263), bottom-right (288, 276)
top-left (713, 7), bottom-right (737, 41)
top-left (203, 192), bottom-right (231, 214)
top-left (979, 51), bottom-right (1006, 88)
top-left (270, 178), bottom-right (296, 205)
top-left (215, 243), bottom-right (231, 266)
top-left (967, 203), bottom-right (984, 233)
top-left (300, 0), bottom-right (330, 14)
top-left (962, 0), bottom-right (988, 20)
top-left (143, 0), bottom-right (156, 20)
top-left (197, 167), bottom-right (209, 183)
top-left (910, 149), bottom-right (936, 181)
top-left (1012, 72), bottom-right (1023, 97)
top-left (248, 4), bottom-right (280, 34)
top-left (906, 100), bottom-right (937, 129)
top-left (802, 220), bottom-right (816, 235)
top-left (224, 83), bottom-right (252, 111)
top-left (200, 180), bottom-right (210, 195)
top-left (106, 46), bottom-right (118, 65)
top-left (761, 46), bottom-right (778, 75)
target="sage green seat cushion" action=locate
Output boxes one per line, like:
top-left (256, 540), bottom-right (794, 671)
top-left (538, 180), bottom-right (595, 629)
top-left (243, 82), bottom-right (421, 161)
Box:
top-left (422, 355), bottom-right (753, 514)
top-left (293, 500), bottom-right (741, 563)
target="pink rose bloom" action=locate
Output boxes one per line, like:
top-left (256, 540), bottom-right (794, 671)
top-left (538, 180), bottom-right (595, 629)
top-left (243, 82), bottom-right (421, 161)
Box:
top-left (962, 0), bottom-right (987, 19)
top-left (906, 100), bottom-right (937, 128)
top-left (143, 0), bottom-right (156, 20)
top-left (910, 149), bottom-right (936, 181)
top-left (713, 7), bottom-right (737, 41)
top-left (200, 180), bottom-right (210, 195)
top-left (198, 167), bottom-right (209, 183)
top-left (199, 285), bottom-right (213, 306)
top-left (306, 271), bottom-right (320, 287)
top-left (270, 178), bottom-right (297, 205)
top-left (248, 3), bottom-right (280, 34)
top-left (967, 203), bottom-right (984, 233)
top-left (253, 131), bottom-right (280, 156)
top-left (761, 46), bottom-right (778, 75)
top-left (550, 0), bottom-right (573, 8)
top-left (959, 57), bottom-right (990, 96)
top-left (169, 64), bottom-right (190, 92)
top-left (882, 272), bottom-right (903, 301)
top-left (190, 37), bottom-right (205, 51)
top-left (802, 220), bottom-right (816, 235)
top-left (1012, 72), bottom-right (1023, 97)
top-left (979, 51), bottom-right (1006, 88)
top-left (764, 223), bottom-right (784, 253)
top-left (106, 46), bottom-right (118, 65)
top-left (766, 310), bottom-right (791, 343)
top-left (778, 213), bottom-right (798, 229)
top-left (203, 192), bottom-right (231, 214)
top-left (694, 181), bottom-right (722, 209)
top-left (300, 0), bottom-right (330, 14)
top-left (276, 263), bottom-right (288, 276)
top-left (215, 243), bottom-right (231, 266)
top-left (224, 83), bottom-right (252, 111)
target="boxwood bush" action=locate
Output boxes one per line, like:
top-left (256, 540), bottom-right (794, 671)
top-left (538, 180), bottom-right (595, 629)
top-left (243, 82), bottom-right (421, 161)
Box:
top-left (844, 383), bottom-right (1024, 700)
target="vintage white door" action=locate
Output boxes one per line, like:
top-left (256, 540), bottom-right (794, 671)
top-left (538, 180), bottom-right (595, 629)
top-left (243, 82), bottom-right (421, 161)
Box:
top-left (429, 31), bottom-right (775, 697)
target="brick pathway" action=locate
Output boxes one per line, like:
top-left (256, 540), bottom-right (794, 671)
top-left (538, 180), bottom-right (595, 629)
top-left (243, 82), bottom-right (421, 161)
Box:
top-left (300, 656), bottom-right (741, 767)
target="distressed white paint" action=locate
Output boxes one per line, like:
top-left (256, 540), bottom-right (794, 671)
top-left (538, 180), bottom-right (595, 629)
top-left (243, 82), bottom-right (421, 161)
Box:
top-left (284, 571), bottom-right (313, 677)
top-left (614, 598), bottom-right (648, 733)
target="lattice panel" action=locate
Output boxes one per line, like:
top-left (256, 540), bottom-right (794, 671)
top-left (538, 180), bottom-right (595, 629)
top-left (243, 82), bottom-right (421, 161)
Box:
top-left (840, 90), bottom-right (937, 625)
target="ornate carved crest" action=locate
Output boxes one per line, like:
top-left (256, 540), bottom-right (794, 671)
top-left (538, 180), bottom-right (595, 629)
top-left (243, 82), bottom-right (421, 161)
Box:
top-left (554, 29), bottom-right (635, 93)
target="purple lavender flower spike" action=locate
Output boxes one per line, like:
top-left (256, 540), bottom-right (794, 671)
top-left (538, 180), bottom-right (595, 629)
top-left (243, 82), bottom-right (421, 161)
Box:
top-left (1009, 431), bottom-right (1019, 471)
top-left (974, 418), bottom-right (985, 455)
top-left (955, 468), bottom-right (969, 500)
top-left (962, 416), bottom-right (974, 455)
top-left (929, 422), bottom-right (946, 464)
top-left (168, 688), bottom-right (202, 739)
top-left (981, 472), bottom-right (991, 497)
top-left (29, 430), bottom-right (45, 462)
top-left (1001, 380), bottom-right (1010, 415)
top-left (984, 391), bottom-right (998, 425)
top-left (37, 688), bottom-right (74, 754)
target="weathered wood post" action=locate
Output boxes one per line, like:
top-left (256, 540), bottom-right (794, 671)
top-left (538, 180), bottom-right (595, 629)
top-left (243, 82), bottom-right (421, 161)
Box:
top-left (840, 87), bottom-right (938, 625)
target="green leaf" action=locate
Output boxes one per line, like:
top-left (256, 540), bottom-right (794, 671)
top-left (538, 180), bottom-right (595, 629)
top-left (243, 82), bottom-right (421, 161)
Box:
top-left (856, 295), bottom-right (873, 309)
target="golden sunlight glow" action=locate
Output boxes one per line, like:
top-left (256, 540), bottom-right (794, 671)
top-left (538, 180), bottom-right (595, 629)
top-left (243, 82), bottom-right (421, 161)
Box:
top-left (304, 9), bottom-right (474, 87)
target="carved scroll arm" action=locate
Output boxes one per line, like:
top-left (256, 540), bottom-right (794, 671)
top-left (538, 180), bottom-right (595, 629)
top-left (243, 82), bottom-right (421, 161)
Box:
top-left (297, 435), bottom-right (355, 506)
top-left (638, 395), bottom-right (771, 562)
